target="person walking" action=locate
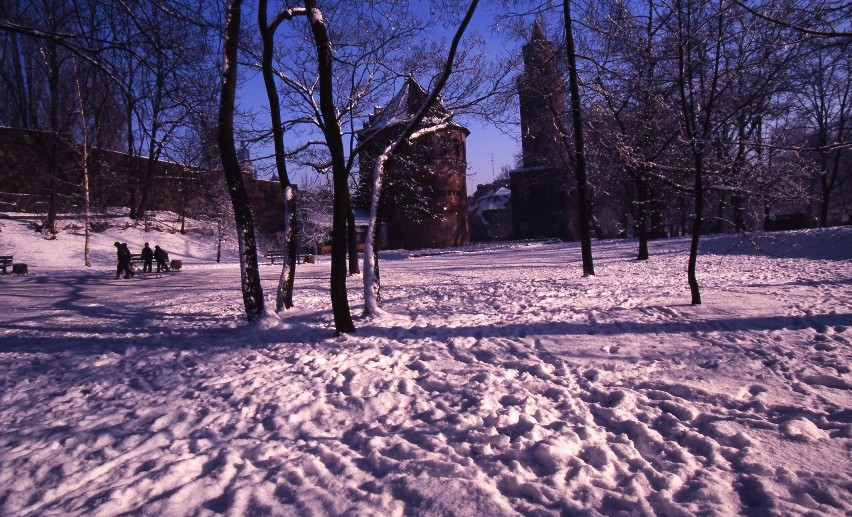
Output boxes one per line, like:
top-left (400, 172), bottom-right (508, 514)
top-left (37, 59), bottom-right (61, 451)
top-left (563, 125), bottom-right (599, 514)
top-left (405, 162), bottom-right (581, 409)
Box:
top-left (114, 242), bottom-right (133, 279)
top-left (141, 242), bottom-right (154, 273)
top-left (153, 245), bottom-right (170, 273)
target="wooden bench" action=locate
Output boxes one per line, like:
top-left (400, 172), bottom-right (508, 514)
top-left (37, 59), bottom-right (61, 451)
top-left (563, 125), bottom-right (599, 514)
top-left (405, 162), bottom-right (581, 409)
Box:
top-left (265, 250), bottom-right (311, 264)
top-left (127, 254), bottom-right (175, 275)
top-left (0, 255), bottom-right (12, 274)
top-left (265, 250), bottom-right (287, 264)
top-left (130, 253), bottom-right (164, 274)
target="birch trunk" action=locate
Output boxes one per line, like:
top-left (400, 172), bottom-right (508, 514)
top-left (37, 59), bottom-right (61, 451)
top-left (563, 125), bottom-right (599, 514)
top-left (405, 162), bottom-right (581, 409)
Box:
top-left (73, 60), bottom-right (92, 267)
top-left (361, 0), bottom-right (479, 316)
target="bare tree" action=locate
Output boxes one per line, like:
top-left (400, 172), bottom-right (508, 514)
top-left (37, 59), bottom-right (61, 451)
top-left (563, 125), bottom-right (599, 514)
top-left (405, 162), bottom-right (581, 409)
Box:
top-left (218, 0), bottom-right (265, 323)
top-left (584, 0), bottom-right (680, 259)
top-left (72, 58), bottom-right (92, 266)
top-left (302, 0), bottom-right (356, 333)
top-left (125, 0), bottom-right (218, 221)
top-left (793, 39), bottom-right (851, 226)
top-left (562, 0), bottom-right (594, 276)
top-left (257, 1), bottom-right (305, 311)
top-left (362, 0), bottom-right (480, 315)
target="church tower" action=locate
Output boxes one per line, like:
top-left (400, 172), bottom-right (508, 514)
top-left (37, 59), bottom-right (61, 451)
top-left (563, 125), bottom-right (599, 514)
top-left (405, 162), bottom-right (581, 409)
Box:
top-left (510, 21), bottom-right (577, 241)
top-left (517, 20), bottom-right (569, 169)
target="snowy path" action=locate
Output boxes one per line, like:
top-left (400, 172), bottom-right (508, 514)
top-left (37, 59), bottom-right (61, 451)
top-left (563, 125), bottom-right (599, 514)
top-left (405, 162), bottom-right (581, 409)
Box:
top-left (1, 229), bottom-right (851, 515)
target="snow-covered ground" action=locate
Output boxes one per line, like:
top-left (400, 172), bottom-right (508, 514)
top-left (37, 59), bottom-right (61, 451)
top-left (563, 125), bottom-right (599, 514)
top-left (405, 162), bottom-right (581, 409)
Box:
top-left (1, 213), bottom-right (851, 516)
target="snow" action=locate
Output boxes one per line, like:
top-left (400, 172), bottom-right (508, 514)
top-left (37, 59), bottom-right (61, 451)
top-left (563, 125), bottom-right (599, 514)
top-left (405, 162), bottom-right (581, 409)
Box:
top-left (359, 77), bottom-right (454, 140)
top-left (308, 7), bottom-right (323, 25)
top-left (1, 212), bottom-right (851, 515)
top-left (470, 186), bottom-right (512, 217)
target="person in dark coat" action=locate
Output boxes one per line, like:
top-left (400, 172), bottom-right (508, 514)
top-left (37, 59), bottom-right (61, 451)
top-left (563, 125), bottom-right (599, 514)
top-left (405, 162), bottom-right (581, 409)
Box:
top-left (141, 242), bottom-right (154, 273)
top-left (153, 245), bottom-right (170, 273)
top-left (114, 242), bottom-right (133, 279)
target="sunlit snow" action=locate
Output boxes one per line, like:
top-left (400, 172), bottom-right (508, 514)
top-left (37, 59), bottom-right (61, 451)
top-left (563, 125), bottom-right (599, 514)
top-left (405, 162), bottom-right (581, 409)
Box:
top-left (1, 212), bottom-right (850, 515)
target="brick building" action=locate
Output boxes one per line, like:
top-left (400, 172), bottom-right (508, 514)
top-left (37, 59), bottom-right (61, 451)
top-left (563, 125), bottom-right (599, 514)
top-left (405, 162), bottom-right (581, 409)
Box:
top-left (0, 127), bottom-right (283, 233)
top-left (356, 77), bottom-right (469, 250)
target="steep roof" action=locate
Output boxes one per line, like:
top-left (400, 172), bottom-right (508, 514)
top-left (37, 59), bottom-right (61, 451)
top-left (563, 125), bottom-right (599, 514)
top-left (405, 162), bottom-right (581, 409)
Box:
top-left (470, 186), bottom-right (511, 219)
top-left (358, 76), bottom-right (461, 139)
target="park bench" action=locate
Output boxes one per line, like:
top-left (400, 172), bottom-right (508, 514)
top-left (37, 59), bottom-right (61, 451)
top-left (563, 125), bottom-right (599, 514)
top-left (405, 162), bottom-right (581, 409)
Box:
top-left (265, 250), bottom-right (286, 264)
top-left (265, 250), bottom-right (312, 264)
top-left (129, 253), bottom-right (166, 274)
top-left (0, 255), bottom-right (12, 274)
top-left (127, 253), bottom-right (177, 276)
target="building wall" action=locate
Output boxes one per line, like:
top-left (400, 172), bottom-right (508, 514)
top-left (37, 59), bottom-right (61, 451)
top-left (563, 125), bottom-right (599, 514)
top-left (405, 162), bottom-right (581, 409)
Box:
top-left (0, 127), bottom-right (282, 232)
top-left (468, 182), bottom-right (513, 242)
top-left (510, 166), bottom-right (578, 241)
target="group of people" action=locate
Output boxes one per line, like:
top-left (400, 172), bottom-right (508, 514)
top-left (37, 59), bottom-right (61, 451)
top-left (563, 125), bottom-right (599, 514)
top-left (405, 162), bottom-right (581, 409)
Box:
top-left (114, 242), bottom-right (170, 279)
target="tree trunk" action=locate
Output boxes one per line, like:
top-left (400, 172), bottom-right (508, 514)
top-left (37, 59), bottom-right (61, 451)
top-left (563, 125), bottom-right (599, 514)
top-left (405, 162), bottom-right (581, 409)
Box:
top-left (73, 60), bottom-right (92, 267)
top-left (9, 32), bottom-right (30, 127)
top-left (636, 173), bottom-right (649, 260)
top-left (258, 0), bottom-right (300, 311)
top-left (347, 207), bottom-right (360, 275)
top-left (277, 185), bottom-right (297, 310)
top-left (45, 39), bottom-right (60, 235)
top-left (136, 152), bottom-right (159, 220)
top-left (732, 194), bottom-right (744, 232)
top-left (650, 196), bottom-right (665, 238)
top-left (218, 0), bottom-right (265, 323)
top-left (715, 192), bottom-right (725, 233)
top-left (136, 36), bottom-right (166, 221)
top-left (306, 0), bottom-right (355, 334)
top-left (819, 183), bottom-right (830, 227)
top-left (563, 0), bottom-right (594, 276)
top-left (364, 153), bottom-right (388, 315)
top-left (637, 220), bottom-right (649, 260)
top-left (180, 170), bottom-right (188, 234)
top-left (688, 154), bottom-right (704, 305)
top-left (763, 201), bottom-right (771, 231)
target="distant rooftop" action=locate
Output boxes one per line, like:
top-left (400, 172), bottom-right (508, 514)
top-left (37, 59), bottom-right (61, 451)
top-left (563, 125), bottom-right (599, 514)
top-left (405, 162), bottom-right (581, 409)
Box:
top-left (358, 76), bottom-right (462, 139)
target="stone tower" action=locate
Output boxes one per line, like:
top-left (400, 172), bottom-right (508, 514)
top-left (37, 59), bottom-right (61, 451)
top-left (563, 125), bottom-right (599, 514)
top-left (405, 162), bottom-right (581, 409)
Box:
top-left (510, 21), bottom-right (576, 241)
top-left (357, 77), bottom-right (469, 250)
top-left (517, 19), bottom-right (569, 170)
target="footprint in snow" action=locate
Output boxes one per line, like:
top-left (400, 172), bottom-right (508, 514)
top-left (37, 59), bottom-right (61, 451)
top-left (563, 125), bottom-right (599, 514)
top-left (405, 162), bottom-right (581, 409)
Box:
top-left (799, 374), bottom-right (852, 390)
top-left (781, 418), bottom-right (829, 443)
top-left (736, 384), bottom-right (768, 399)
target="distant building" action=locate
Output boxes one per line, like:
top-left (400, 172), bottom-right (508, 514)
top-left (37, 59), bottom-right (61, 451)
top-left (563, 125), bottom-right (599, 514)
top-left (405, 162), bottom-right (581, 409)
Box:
top-left (237, 144), bottom-right (257, 180)
top-left (0, 127), bottom-right (284, 234)
top-left (510, 21), bottom-right (578, 241)
top-left (356, 77), bottom-right (469, 250)
top-left (469, 181), bottom-right (513, 241)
